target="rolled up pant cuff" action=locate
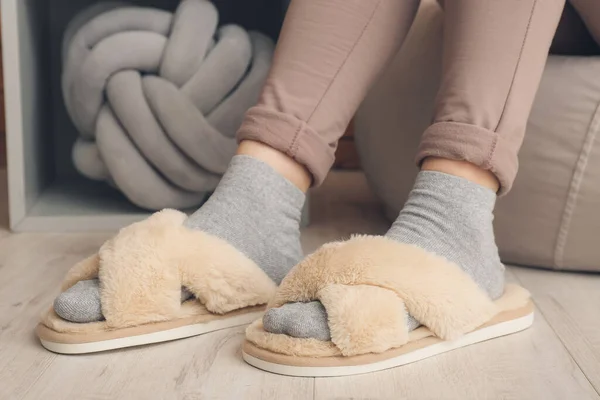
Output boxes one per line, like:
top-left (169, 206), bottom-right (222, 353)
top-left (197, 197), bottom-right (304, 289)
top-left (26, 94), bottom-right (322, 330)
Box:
top-left (416, 122), bottom-right (518, 195)
top-left (236, 107), bottom-right (335, 187)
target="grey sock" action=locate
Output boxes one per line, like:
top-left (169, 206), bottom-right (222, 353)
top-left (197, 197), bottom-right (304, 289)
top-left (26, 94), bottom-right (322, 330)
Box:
top-left (53, 280), bottom-right (103, 323)
top-left (53, 280), bottom-right (195, 322)
top-left (54, 155), bottom-right (305, 323)
top-left (263, 171), bottom-right (505, 340)
top-left (263, 301), bottom-right (331, 341)
top-left (185, 155), bottom-right (305, 284)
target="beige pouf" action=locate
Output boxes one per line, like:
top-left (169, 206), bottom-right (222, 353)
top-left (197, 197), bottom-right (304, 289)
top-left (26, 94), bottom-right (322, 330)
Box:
top-left (355, 2), bottom-right (600, 272)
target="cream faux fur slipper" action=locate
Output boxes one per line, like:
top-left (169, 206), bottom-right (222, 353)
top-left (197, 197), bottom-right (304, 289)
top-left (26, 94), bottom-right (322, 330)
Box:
top-left (242, 236), bottom-right (535, 377)
top-left (37, 209), bottom-right (276, 354)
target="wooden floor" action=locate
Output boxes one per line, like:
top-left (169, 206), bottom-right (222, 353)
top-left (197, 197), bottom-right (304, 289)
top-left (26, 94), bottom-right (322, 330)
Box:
top-left (1, 172), bottom-right (599, 400)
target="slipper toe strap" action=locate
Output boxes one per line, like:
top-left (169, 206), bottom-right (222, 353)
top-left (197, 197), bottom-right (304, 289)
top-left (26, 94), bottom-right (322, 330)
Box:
top-left (60, 254), bottom-right (101, 292)
top-left (60, 209), bottom-right (276, 328)
top-left (319, 284), bottom-right (409, 356)
top-left (270, 235), bottom-right (500, 356)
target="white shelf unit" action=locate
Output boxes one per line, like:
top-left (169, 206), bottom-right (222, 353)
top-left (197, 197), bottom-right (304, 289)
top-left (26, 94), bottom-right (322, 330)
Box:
top-left (1, 0), bottom-right (301, 231)
top-left (2, 0), bottom-right (181, 231)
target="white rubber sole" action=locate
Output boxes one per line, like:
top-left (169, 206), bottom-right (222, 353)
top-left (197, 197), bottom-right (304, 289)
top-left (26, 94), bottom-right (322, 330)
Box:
top-left (243, 312), bottom-right (534, 377)
top-left (41, 311), bottom-right (264, 355)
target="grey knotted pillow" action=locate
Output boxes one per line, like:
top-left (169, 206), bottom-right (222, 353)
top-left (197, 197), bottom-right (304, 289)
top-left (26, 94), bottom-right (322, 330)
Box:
top-left (62, 0), bottom-right (274, 210)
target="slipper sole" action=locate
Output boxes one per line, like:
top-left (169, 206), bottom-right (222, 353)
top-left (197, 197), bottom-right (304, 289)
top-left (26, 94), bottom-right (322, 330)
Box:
top-left (38, 308), bottom-right (264, 354)
top-left (242, 301), bottom-right (534, 377)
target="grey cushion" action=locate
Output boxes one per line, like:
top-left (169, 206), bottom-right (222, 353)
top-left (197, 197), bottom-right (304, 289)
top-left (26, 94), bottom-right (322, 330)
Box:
top-left (96, 106), bottom-right (209, 210)
top-left (355, 1), bottom-right (600, 272)
top-left (62, 0), bottom-right (274, 210)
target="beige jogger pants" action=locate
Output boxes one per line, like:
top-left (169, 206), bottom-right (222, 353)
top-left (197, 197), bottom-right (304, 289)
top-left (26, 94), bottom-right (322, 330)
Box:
top-left (237, 0), bottom-right (600, 194)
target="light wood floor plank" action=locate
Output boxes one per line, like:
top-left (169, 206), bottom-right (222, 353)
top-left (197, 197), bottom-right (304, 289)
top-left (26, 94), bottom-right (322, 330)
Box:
top-left (512, 266), bottom-right (600, 393)
top-left (23, 327), bottom-right (313, 400)
top-left (0, 232), bottom-right (110, 400)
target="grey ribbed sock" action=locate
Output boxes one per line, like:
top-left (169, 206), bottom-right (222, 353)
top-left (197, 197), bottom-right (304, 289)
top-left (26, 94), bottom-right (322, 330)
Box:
top-left (263, 171), bottom-right (505, 340)
top-left (54, 155), bottom-right (305, 323)
top-left (53, 279), bottom-right (195, 323)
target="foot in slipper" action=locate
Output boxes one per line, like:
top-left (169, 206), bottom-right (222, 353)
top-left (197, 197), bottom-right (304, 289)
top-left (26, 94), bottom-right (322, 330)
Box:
top-left (244, 172), bottom-right (534, 376)
top-left (38, 155), bottom-right (306, 354)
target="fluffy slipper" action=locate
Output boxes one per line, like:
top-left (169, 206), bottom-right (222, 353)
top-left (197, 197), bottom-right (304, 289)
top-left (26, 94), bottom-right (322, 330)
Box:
top-left (243, 236), bottom-right (534, 377)
top-left (37, 209), bottom-right (276, 354)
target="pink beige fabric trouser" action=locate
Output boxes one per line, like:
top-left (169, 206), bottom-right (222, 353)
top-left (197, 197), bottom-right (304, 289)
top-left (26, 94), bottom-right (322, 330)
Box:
top-left (237, 0), bottom-right (600, 194)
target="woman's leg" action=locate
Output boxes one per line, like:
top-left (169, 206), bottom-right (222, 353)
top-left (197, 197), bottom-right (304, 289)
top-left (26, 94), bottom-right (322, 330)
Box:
top-left (54, 0), bottom-right (420, 322)
top-left (237, 0), bottom-right (420, 188)
top-left (265, 0), bottom-right (565, 340)
top-left (417, 0), bottom-right (565, 194)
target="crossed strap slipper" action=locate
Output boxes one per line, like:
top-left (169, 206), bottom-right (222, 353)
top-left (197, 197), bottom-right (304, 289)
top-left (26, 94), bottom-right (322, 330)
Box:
top-left (37, 209), bottom-right (276, 354)
top-left (243, 236), bottom-right (534, 377)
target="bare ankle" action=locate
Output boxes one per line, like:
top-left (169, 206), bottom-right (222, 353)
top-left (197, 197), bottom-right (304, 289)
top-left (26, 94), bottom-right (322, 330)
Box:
top-left (237, 140), bottom-right (312, 192)
top-left (421, 157), bottom-right (500, 192)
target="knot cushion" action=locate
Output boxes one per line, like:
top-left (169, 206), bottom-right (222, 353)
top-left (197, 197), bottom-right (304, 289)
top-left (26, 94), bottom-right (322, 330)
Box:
top-left (62, 0), bottom-right (274, 210)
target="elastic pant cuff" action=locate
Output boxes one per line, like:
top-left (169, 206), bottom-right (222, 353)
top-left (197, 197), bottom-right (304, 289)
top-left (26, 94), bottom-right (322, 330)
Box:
top-left (416, 122), bottom-right (518, 195)
top-left (237, 106), bottom-right (335, 187)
